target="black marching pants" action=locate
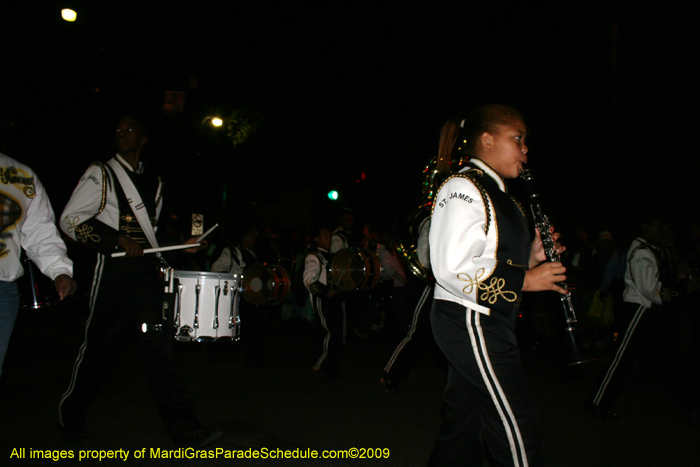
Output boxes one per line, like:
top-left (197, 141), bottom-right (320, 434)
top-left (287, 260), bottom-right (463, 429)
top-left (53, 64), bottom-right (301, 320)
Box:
top-left (58, 255), bottom-right (199, 440)
top-left (312, 293), bottom-right (345, 379)
top-left (428, 299), bottom-right (547, 467)
top-left (384, 283), bottom-right (436, 380)
top-left (591, 301), bottom-right (699, 415)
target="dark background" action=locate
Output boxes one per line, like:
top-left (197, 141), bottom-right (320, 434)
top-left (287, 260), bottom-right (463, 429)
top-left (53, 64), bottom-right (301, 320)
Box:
top-left (1, 0), bottom-right (698, 242)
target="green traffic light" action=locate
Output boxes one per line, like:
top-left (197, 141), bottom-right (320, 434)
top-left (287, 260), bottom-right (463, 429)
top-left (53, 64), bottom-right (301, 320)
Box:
top-left (327, 190), bottom-right (339, 201)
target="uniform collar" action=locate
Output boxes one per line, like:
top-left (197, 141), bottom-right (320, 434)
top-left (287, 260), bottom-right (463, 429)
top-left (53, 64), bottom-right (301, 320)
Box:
top-left (115, 153), bottom-right (144, 174)
top-left (636, 237), bottom-right (659, 251)
top-left (462, 158), bottom-right (507, 193)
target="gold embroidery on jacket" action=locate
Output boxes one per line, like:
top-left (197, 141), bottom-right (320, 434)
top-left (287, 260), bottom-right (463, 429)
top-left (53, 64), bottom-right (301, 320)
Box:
top-left (64, 216), bottom-right (101, 243)
top-left (457, 268), bottom-right (518, 304)
top-left (660, 288), bottom-right (678, 302)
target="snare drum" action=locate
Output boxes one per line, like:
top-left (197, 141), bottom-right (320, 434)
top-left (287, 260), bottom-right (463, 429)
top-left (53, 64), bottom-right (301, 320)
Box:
top-left (328, 248), bottom-right (382, 292)
top-left (242, 264), bottom-right (291, 306)
top-left (172, 270), bottom-right (241, 342)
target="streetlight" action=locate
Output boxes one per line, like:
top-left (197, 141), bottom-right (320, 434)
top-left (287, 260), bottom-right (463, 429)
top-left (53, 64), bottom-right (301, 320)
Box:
top-left (201, 116), bottom-right (223, 128)
top-left (61, 9), bottom-right (77, 22)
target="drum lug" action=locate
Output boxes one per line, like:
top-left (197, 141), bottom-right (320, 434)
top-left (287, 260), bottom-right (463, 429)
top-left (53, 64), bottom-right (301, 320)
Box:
top-left (175, 283), bottom-right (183, 327)
top-left (171, 270), bottom-right (241, 342)
top-left (194, 283), bottom-right (201, 329)
top-left (230, 280), bottom-right (242, 333)
top-left (213, 285), bottom-right (221, 330)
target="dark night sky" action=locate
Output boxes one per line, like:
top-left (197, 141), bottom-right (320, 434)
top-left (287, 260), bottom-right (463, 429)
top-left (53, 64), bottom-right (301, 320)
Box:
top-left (1, 1), bottom-right (698, 239)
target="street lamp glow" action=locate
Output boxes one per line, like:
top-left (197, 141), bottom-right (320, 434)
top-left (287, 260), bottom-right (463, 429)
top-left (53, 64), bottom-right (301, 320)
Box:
top-left (211, 117), bottom-right (223, 127)
top-left (61, 9), bottom-right (77, 22)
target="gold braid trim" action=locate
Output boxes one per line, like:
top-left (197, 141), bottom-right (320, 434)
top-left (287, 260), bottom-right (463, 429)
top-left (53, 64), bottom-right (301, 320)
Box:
top-left (457, 268), bottom-right (518, 304)
top-left (60, 162), bottom-right (110, 243)
top-left (86, 161), bottom-right (109, 216)
top-left (510, 195), bottom-right (528, 223)
top-left (156, 176), bottom-right (164, 209)
top-left (431, 170), bottom-right (491, 236)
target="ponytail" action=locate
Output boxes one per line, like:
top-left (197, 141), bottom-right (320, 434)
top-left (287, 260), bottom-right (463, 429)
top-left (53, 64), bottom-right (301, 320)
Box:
top-left (435, 117), bottom-right (465, 180)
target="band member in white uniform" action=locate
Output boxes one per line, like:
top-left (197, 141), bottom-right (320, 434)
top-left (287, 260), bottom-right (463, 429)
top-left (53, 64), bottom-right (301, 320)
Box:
top-left (381, 118), bottom-right (465, 393)
top-left (1, 153), bottom-right (77, 380)
top-left (588, 214), bottom-right (700, 423)
top-left (331, 209), bottom-right (355, 253)
top-left (304, 226), bottom-right (344, 382)
top-left (57, 115), bottom-right (221, 448)
top-left (427, 105), bottom-right (567, 467)
top-left (211, 225), bottom-right (264, 366)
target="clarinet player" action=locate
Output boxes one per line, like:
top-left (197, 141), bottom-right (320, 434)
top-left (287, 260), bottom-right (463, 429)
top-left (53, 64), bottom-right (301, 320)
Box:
top-left (427, 104), bottom-right (567, 467)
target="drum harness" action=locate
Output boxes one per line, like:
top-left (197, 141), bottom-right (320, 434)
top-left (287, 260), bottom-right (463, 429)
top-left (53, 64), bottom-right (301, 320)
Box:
top-left (106, 159), bottom-right (169, 334)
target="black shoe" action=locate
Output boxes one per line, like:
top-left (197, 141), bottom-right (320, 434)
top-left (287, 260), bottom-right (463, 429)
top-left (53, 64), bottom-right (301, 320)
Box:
top-left (312, 366), bottom-right (339, 383)
top-left (584, 401), bottom-right (620, 422)
top-left (380, 372), bottom-right (400, 394)
top-left (174, 427), bottom-right (224, 449)
top-left (58, 422), bottom-right (90, 446)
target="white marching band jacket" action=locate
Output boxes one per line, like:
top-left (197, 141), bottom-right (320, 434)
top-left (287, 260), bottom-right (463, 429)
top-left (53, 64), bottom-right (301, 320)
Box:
top-left (211, 246), bottom-right (250, 275)
top-left (1, 153), bottom-right (73, 282)
top-left (429, 158), bottom-right (529, 316)
top-left (59, 154), bottom-right (163, 254)
top-left (303, 248), bottom-right (334, 298)
top-left (623, 237), bottom-right (663, 308)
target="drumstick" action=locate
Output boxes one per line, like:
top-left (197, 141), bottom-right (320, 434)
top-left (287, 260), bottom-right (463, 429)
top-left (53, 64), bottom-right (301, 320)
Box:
top-left (196, 223), bottom-right (219, 243)
top-left (111, 243), bottom-right (201, 258)
top-left (333, 270), bottom-right (346, 289)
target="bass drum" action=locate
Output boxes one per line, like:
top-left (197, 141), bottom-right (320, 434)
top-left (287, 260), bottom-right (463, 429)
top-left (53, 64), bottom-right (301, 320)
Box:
top-left (242, 264), bottom-right (291, 306)
top-left (328, 248), bottom-right (382, 292)
top-left (255, 236), bottom-right (295, 275)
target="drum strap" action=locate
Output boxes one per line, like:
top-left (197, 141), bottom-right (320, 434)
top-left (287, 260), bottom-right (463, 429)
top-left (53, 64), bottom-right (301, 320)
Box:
top-left (106, 158), bottom-right (159, 250)
top-left (227, 246), bottom-right (244, 272)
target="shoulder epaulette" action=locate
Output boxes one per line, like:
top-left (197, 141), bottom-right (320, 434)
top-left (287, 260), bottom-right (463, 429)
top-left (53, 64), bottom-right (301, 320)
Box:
top-left (432, 169), bottom-right (491, 235)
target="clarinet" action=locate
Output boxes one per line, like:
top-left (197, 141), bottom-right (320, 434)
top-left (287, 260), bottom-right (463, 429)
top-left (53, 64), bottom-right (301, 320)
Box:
top-left (520, 168), bottom-right (589, 366)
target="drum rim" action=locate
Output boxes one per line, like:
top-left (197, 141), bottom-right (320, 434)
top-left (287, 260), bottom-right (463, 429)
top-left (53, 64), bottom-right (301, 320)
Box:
top-left (173, 270), bottom-right (240, 279)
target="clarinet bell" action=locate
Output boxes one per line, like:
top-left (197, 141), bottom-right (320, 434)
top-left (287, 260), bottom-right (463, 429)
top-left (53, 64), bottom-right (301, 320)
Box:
top-left (562, 325), bottom-right (590, 366)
